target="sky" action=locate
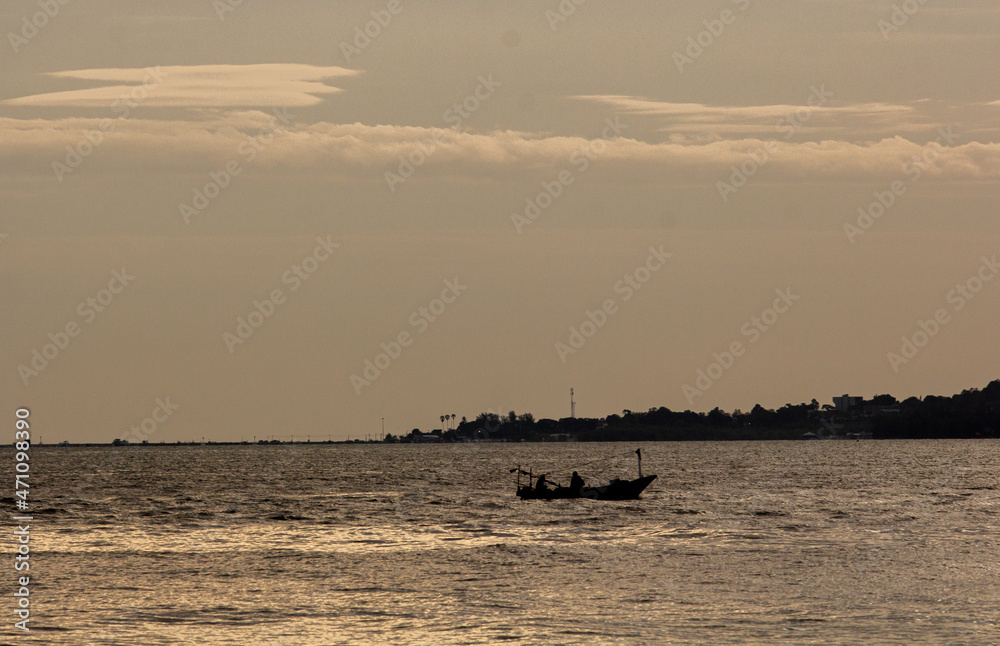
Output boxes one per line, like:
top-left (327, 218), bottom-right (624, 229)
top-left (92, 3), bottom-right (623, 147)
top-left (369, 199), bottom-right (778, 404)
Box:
top-left (2, 0), bottom-right (999, 443)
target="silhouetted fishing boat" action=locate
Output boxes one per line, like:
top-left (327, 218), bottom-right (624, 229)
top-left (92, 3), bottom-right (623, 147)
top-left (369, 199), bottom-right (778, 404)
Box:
top-left (514, 448), bottom-right (656, 501)
top-left (517, 474), bottom-right (657, 500)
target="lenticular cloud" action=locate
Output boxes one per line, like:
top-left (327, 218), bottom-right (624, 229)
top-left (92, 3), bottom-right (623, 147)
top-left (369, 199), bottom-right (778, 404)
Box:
top-left (1, 64), bottom-right (360, 108)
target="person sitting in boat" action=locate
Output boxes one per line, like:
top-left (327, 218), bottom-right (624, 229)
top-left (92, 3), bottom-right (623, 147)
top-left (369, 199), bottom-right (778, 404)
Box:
top-left (534, 474), bottom-right (549, 492)
top-left (570, 471), bottom-right (585, 495)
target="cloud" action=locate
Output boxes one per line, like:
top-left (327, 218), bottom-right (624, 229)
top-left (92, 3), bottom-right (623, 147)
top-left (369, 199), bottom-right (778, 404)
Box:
top-left (3, 113), bottom-right (999, 183)
top-left (574, 95), bottom-right (913, 121)
top-left (572, 94), bottom-right (931, 139)
top-left (1, 64), bottom-right (360, 108)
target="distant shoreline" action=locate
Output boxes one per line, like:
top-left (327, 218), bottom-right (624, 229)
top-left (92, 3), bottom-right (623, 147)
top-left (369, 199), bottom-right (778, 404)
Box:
top-left (10, 436), bottom-right (1000, 448)
top-left (20, 379), bottom-right (999, 446)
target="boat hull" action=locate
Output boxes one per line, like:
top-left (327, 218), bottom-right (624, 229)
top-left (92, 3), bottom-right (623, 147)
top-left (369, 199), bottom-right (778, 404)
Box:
top-left (517, 475), bottom-right (656, 501)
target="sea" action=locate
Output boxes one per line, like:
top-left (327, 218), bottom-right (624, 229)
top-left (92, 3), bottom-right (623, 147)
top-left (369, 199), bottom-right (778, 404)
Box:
top-left (5, 440), bottom-right (1000, 645)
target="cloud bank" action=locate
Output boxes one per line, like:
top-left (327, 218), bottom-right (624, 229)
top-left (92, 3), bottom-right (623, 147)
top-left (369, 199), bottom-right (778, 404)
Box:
top-left (3, 66), bottom-right (998, 183)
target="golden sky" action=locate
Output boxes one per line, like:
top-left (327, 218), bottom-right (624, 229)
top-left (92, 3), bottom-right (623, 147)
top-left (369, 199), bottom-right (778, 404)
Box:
top-left (3, 1), bottom-right (999, 441)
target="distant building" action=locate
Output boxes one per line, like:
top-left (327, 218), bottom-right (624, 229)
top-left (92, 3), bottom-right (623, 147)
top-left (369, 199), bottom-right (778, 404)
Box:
top-left (833, 395), bottom-right (863, 414)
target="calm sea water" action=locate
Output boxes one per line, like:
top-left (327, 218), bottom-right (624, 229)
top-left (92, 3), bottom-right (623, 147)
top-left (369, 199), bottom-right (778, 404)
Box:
top-left (6, 440), bottom-right (1000, 645)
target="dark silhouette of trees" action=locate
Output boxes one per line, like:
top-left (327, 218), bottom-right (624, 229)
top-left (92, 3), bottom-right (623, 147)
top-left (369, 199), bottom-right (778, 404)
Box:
top-left (404, 380), bottom-right (999, 442)
top-left (873, 381), bottom-right (1000, 439)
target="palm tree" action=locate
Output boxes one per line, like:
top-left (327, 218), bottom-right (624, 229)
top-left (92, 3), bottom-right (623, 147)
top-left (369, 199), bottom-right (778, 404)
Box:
top-left (440, 415), bottom-right (445, 430)
top-left (451, 414), bottom-right (456, 428)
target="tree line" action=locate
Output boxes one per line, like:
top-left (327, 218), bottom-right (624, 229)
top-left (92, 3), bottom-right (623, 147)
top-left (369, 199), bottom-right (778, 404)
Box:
top-left (383, 379), bottom-right (999, 442)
